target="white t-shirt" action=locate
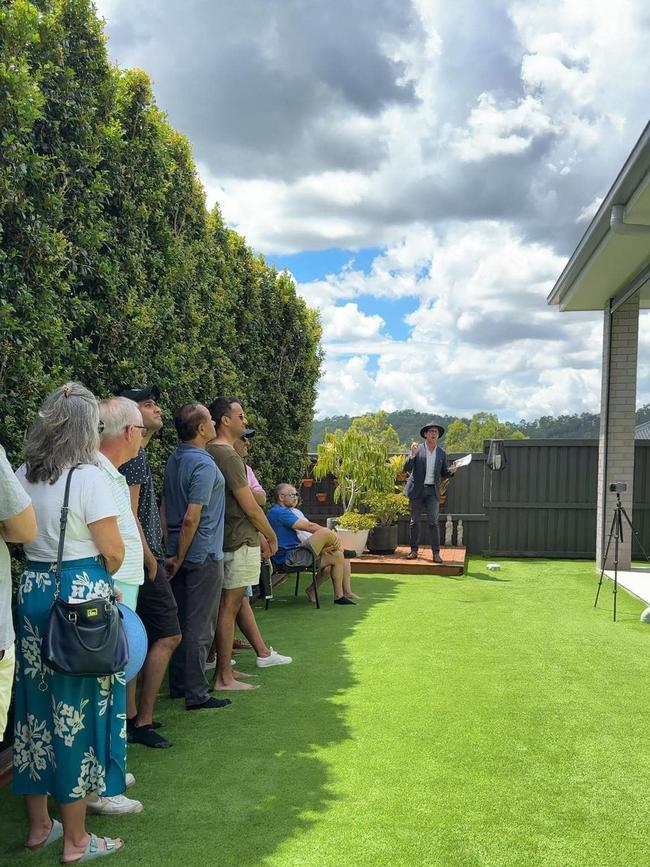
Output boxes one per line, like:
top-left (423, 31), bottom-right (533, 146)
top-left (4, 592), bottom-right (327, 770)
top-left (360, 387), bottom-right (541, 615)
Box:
top-left (292, 508), bottom-right (311, 544)
top-left (96, 452), bottom-right (144, 586)
top-left (16, 463), bottom-right (119, 562)
top-left (1, 445), bottom-right (31, 651)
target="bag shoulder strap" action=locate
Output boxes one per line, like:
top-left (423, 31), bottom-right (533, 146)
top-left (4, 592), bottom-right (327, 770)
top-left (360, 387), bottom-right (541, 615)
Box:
top-left (54, 466), bottom-right (77, 597)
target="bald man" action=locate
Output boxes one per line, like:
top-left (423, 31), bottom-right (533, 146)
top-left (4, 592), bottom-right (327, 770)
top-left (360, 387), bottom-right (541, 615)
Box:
top-left (267, 484), bottom-right (355, 606)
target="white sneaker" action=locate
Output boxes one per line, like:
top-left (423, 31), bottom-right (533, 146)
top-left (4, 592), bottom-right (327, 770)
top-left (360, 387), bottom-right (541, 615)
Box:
top-left (204, 658), bottom-right (216, 670)
top-left (125, 772), bottom-right (136, 789)
top-left (86, 793), bottom-right (143, 815)
top-left (256, 647), bottom-right (292, 668)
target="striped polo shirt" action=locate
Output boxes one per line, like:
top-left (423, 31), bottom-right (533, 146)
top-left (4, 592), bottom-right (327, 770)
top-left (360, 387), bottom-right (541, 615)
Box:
top-left (96, 451), bottom-right (144, 586)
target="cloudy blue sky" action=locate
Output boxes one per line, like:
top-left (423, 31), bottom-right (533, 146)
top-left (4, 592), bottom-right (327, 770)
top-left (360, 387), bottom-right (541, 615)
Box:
top-left (95, 0), bottom-right (650, 420)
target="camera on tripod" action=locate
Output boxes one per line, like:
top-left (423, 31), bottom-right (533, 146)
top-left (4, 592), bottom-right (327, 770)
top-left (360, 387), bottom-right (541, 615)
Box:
top-left (609, 482), bottom-right (627, 493)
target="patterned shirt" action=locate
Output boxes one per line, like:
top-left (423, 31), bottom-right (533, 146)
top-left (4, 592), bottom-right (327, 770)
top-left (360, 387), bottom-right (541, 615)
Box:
top-left (119, 447), bottom-right (165, 560)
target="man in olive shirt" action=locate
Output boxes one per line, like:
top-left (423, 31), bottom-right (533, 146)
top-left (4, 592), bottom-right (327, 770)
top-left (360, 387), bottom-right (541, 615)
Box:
top-left (207, 397), bottom-right (278, 691)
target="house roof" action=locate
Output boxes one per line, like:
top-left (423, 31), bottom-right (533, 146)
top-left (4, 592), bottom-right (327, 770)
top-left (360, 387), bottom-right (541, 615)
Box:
top-left (636, 420), bottom-right (650, 440)
top-left (548, 122), bottom-right (650, 312)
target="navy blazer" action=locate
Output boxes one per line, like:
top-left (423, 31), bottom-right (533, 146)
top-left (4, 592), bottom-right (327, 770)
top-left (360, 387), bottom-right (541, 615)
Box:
top-left (402, 443), bottom-right (452, 500)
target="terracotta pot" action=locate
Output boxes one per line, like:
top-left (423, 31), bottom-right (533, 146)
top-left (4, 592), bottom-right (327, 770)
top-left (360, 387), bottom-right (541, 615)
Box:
top-left (315, 493), bottom-right (327, 503)
top-left (302, 479), bottom-right (313, 488)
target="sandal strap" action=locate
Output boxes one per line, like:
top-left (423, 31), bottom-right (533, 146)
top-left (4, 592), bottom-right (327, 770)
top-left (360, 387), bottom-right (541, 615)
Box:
top-left (88, 835), bottom-right (118, 855)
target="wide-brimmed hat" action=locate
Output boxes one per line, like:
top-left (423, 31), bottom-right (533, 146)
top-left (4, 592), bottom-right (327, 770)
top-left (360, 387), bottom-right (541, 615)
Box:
top-left (118, 384), bottom-right (160, 404)
top-left (118, 603), bottom-right (148, 682)
top-left (420, 420), bottom-right (445, 438)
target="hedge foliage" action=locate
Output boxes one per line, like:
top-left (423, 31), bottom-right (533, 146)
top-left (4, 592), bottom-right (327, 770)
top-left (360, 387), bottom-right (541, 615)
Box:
top-left (0, 0), bottom-right (322, 490)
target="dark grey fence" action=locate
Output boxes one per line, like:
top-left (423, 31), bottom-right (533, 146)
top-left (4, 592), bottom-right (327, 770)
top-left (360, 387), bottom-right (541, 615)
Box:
top-left (301, 440), bottom-right (650, 559)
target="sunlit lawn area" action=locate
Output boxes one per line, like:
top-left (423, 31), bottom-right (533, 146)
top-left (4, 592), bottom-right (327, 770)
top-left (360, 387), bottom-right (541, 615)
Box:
top-left (2, 559), bottom-right (650, 866)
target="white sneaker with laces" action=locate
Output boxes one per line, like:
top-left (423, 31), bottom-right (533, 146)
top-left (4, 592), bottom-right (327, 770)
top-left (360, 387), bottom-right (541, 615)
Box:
top-left (256, 647), bottom-right (292, 668)
top-left (125, 772), bottom-right (136, 789)
top-left (86, 793), bottom-right (143, 815)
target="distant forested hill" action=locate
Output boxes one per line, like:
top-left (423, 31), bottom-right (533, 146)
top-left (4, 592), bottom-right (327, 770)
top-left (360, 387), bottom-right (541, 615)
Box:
top-left (310, 411), bottom-right (467, 451)
top-left (309, 406), bottom-right (650, 450)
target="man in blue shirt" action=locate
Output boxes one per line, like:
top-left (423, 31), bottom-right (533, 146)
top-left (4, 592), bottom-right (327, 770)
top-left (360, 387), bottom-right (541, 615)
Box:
top-left (161, 403), bottom-right (230, 711)
top-left (268, 484), bottom-right (355, 605)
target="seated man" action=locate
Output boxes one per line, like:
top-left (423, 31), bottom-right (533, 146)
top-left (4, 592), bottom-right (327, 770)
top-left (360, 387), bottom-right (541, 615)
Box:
top-left (291, 505), bottom-right (358, 601)
top-left (268, 484), bottom-right (355, 606)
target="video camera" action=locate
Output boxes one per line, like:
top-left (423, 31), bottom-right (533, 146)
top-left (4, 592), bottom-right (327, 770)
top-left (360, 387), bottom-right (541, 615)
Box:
top-left (609, 482), bottom-right (627, 493)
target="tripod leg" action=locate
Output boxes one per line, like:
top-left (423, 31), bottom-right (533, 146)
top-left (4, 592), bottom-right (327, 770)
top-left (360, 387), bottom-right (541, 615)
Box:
top-left (595, 511), bottom-right (618, 608)
top-left (620, 505), bottom-right (650, 563)
top-left (612, 509), bottom-right (622, 622)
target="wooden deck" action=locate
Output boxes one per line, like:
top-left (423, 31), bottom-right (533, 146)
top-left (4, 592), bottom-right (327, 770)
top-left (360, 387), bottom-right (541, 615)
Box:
top-left (350, 546), bottom-right (466, 576)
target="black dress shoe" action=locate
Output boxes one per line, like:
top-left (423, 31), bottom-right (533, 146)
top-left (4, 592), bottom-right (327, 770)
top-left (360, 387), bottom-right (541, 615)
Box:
top-left (432, 553), bottom-right (443, 564)
top-left (406, 551), bottom-right (418, 560)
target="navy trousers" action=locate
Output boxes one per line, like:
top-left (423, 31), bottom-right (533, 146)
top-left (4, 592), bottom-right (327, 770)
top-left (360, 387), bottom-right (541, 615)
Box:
top-left (408, 486), bottom-right (441, 553)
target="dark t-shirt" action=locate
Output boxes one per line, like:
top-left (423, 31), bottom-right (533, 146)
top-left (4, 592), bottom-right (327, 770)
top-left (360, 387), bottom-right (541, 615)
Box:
top-left (119, 447), bottom-right (165, 560)
top-left (207, 443), bottom-right (258, 552)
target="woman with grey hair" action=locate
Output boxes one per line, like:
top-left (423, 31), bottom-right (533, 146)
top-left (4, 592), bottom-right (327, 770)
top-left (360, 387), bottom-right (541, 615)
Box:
top-left (14, 382), bottom-right (127, 863)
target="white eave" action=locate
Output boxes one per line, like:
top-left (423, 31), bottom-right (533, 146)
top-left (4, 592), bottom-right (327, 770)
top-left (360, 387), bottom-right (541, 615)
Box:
top-left (547, 121), bottom-right (650, 312)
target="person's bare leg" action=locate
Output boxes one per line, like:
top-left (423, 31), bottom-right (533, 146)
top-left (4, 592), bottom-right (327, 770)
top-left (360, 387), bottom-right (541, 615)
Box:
top-left (213, 588), bottom-right (257, 690)
top-left (126, 678), bottom-right (137, 721)
top-left (25, 794), bottom-right (52, 848)
top-left (318, 549), bottom-right (345, 598)
top-left (59, 800), bottom-right (123, 862)
top-left (306, 565), bottom-right (331, 603)
top-left (236, 596), bottom-right (269, 657)
top-left (342, 561), bottom-right (360, 599)
top-left (135, 634), bottom-right (181, 726)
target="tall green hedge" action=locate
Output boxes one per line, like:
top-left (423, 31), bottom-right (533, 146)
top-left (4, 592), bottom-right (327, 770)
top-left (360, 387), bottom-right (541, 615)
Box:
top-left (0, 0), bottom-right (322, 491)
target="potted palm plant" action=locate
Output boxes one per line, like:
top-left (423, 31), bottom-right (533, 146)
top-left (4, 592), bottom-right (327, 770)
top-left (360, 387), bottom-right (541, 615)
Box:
top-left (363, 492), bottom-right (410, 554)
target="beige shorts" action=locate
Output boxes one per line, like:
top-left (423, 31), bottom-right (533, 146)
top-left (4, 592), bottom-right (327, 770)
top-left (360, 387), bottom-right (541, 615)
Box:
top-left (0, 645), bottom-right (15, 741)
top-left (223, 545), bottom-right (261, 590)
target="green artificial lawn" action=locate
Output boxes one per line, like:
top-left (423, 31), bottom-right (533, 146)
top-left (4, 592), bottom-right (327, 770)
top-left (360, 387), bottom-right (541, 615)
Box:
top-left (2, 559), bottom-right (650, 866)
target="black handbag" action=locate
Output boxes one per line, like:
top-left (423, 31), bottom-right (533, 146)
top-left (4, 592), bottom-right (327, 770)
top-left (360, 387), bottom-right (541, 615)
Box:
top-left (42, 467), bottom-right (129, 678)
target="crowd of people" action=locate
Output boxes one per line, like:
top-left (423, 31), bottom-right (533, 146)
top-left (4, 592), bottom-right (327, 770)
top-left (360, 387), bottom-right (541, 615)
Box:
top-left (0, 382), bottom-right (358, 863)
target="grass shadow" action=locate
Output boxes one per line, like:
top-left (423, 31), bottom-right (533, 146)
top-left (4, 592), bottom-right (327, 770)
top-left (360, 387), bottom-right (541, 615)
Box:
top-left (465, 569), bottom-right (510, 582)
top-left (0, 575), bottom-right (400, 867)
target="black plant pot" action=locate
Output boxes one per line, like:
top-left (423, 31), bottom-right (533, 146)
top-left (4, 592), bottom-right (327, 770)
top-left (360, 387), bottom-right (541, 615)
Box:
top-left (367, 523), bottom-right (399, 555)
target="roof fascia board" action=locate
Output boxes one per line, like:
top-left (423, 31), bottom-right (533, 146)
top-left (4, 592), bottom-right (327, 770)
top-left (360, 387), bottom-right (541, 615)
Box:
top-left (547, 121), bottom-right (650, 307)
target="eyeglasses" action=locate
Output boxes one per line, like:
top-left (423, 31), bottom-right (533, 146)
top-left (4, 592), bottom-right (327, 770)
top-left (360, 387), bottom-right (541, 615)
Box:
top-left (129, 425), bottom-right (147, 433)
top-left (285, 492), bottom-right (299, 499)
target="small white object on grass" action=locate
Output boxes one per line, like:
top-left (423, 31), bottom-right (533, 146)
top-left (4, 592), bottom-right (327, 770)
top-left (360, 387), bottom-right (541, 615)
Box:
top-left (486, 563), bottom-right (501, 571)
top-left (640, 606), bottom-right (650, 624)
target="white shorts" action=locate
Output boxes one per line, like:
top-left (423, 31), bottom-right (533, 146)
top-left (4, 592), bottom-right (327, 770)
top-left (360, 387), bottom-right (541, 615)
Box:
top-left (223, 545), bottom-right (261, 590)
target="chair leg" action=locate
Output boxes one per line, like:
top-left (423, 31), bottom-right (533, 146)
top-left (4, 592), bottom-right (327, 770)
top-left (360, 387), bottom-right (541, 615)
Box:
top-left (294, 572), bottom-right (300, 597)
top-left (312, 566), bottom-right (320, 609)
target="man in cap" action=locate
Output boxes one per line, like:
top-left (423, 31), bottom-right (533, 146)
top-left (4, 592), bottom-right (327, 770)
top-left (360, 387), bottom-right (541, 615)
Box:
top-left (402, 421), bottom-right (456, 563)
top-left (118, 385), bottom-right (181, 745)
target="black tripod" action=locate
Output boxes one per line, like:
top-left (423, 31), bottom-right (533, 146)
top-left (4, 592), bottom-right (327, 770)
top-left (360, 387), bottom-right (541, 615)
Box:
top-left (594, 492), bottom-right (650, 621)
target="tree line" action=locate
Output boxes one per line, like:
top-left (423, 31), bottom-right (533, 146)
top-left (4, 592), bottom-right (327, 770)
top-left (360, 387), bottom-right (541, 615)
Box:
top-left (310, 407), bottom-right (650, 452)
top-left (0, 0), bottom-right (322, 489)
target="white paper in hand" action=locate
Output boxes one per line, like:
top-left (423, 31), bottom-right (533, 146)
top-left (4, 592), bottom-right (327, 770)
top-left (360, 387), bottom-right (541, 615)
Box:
top-left (452, 454), bottom-right (472, 469)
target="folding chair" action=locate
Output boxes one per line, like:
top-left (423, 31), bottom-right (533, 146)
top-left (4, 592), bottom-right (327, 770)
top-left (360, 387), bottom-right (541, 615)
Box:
top-left (266, 544), bottom-right (320, 610)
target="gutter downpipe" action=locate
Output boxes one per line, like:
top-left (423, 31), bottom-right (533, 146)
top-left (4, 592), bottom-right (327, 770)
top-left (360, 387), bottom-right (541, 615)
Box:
top-left (610, 205), bottom-right (650, 235)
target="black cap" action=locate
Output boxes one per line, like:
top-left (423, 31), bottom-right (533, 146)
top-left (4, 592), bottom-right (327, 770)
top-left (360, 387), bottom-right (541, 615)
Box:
top-left (243, 428), bottom-right (256, 439)
top-left (419, 421), bottom-right (445, 438)
top-left (118, 385), bottom-right (160, 403)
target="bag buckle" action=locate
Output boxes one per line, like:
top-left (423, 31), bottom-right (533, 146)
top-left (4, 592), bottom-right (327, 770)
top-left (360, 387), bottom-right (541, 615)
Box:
top-left (68, 611), bottom-right (78, 622)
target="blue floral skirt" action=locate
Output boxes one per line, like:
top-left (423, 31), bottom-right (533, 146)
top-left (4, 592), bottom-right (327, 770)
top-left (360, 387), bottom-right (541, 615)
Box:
top-left (13, 557), bottom-right (126, 804)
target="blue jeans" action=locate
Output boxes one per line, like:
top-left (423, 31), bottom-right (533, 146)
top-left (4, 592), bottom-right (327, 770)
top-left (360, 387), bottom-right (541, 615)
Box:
top-left (408, 487), bottom-right (440, 553)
